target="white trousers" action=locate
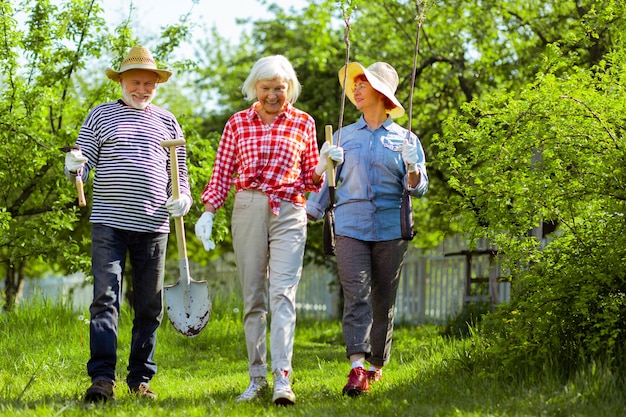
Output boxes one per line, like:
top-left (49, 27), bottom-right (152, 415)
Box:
top-left (231, 190), bottom-right (307, 377)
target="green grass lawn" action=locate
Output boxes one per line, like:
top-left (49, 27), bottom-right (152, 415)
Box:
top-left (0, 298), bottom-right (624, 416)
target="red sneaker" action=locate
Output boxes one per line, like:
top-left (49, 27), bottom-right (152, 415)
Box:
top-left (366, 369), bottom-right (382, 383)
top-left (342, 367), bottom-right (370, 397)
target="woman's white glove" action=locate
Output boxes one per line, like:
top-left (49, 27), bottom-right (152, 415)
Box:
top-left (401, 140), bottom-right (419, 172)
top-left (65, 149), bottom-right (88, 173)
top-left (194, 212), bottom-right (216, 251)
top-left (165, 194), bottom-right (192, 218)
top-left (315, 142), bottom-right (344, 176)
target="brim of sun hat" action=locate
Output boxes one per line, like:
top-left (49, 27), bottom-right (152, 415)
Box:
top-left (338, 62), bottom-right (405, 119)
top-left (105, 65), bottom-right (173, 83)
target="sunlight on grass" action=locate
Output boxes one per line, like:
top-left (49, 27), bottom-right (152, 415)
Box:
top-left (0, 300), bottom-right (624, 416)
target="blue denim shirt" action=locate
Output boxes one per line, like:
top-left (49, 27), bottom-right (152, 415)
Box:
top-left (306, 115), bottom-right (428, 241)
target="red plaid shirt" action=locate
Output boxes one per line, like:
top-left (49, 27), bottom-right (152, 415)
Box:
top-left (201, 102), bottom-right (322, 215)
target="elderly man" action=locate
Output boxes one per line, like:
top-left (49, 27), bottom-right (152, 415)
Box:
top-left (64, 46), bottom-right (192, 402)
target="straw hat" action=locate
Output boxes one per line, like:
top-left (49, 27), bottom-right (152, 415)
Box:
top-left (338, 62), bottom-right (405, 119)
top-left (105, 46), bottom-right (172, 83)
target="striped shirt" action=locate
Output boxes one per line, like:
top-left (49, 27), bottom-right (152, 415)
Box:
top-left (75, 99), bottom-right (190, 233)
top-left (200, 102), bottom-right (321, 215)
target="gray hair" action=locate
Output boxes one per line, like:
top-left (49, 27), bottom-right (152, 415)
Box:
top-left (241, 55), bottom-right (302, 103)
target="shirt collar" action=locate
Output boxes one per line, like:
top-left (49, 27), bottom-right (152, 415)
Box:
top-left (117, 99), bottom-right (153, 112)
top-left (355, 114), bottom-right (394, 130)
top-left (246, 102), bottom-right (295, 121)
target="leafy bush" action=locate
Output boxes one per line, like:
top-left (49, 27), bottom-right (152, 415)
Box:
top-left (434, 44), bottom-right (626, 374)
top-left (483, 212), bottom-right (626, 374)
top-left (440, 301), bottom-right (491, 339)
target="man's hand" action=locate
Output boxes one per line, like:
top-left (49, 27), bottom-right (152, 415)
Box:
top-left (65, 149), bottom-right (88, 173)
top-left (166, 194), bottom-right (192, 218)
top-left (315, 142), bottom-right (344, 176)
top-left (194, 212), bottom-right (216, 251)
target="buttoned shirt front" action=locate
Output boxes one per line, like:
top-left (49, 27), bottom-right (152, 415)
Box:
top-left (307, 115), bottom-right (428, 241)
top-left (201, 102), bottom-right (321, 215)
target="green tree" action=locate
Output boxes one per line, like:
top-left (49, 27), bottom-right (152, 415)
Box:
top-left (188, 0), bottom-right (626, 371)
top-left (192, 0), bottom-right (625, 252)
top-left (433, 24), bottom-right (626, 371)
top-left (0, 0), bottom-right (197, 309)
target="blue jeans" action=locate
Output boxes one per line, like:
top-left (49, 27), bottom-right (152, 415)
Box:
top-left (87, 223), bottom-right (167, 387)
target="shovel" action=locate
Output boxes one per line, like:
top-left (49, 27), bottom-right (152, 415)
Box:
top-left (161, 139), bottom-right (211, 337)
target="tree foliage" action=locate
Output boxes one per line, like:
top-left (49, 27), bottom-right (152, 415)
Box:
top-left (432, 7), bottom-right (626, 371)
top-left (2, 0), bottom-right (626, 373)
top-left (0, 0), bottom-right (197, 309)
top-left (189, 0), bottom-right (626, 371)
top-left (193, 0), bottom-right (625, 249)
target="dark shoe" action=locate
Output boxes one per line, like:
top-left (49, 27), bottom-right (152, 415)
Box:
top-left (85, 380), bottom-right (115, 403)
top-left (342, 367), bottom-right (370, 397)
top-left (129, 382), bottom-right (157, 400)
top-left (367, 369), bottom-right (382, 384)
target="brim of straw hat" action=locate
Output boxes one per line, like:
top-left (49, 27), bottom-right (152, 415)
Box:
top-left (105, 65), bottom-right (173, 83)
top-left (338, 62), bottom-right (405, 119)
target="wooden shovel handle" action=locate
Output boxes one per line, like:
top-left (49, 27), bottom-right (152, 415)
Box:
top-left (161, 139), bottom-right (187, 262)
top-left (75, 174), bottom-right (86, 207)
top-left (325, 125), bottom-right (336, 187)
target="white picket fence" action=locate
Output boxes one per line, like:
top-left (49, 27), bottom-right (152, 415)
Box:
top-left (295, 236), bottom-right (511, 324)
top-left (20, 237), bottom-right (509, 324)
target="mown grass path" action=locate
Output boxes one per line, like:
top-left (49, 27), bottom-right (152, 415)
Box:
top-left (0, 301), bottom-right (623, 416)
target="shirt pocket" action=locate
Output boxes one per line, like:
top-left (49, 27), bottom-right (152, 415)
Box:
top-left (381, 136), bottom-right (404, 152)
top-left (234, 190), bottom-right (254, 209)
top-left (379, 136), bottom-right (404, 169)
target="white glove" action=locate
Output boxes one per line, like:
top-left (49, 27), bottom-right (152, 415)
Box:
top-left (65, 149), bottom-right (88, 173)
top-left (315, 142), bottom-right (344, 176)
top-left (194, 211), bottom-right (216, 251)
top-left (401, 140), bottom-right (419, 172)
top-left (165, 194), bottom-right (192, 218)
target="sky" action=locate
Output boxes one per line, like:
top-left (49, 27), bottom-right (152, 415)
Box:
top-left (103, 0), bottom-right (309, 58)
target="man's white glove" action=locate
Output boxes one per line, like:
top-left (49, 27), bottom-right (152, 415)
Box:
top-left (65, 149), bottom-right (88, 173)
top-left (194, 212), bottom-right (216, 251)
top-left (315, 142), bottom-right (344, 176)
top-left (401, 140), bottom-right (419, 172)
top-left (166, 194), bottom-right (192, 218)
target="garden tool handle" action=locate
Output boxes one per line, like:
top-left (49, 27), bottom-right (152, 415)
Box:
top-left (325, 125), bottom-right (336, 187)
top-left (75, 171), bottom-right (86, 207)
top-left (160, 139), bottom-right (188, 262)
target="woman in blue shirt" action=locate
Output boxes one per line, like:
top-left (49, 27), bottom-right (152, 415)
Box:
top-left (306, 61), bottom-right (428, 396)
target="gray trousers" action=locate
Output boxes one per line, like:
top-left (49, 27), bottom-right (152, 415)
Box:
top-left (232, 190), bottom-right (307, 378)
top-left (335, 235), bottom-right (408, 367)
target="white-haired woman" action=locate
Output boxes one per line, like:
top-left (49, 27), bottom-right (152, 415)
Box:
top-left (307, 62), bottom-right (429, 397)
top-left (194, 55), bottom-right (341, 405)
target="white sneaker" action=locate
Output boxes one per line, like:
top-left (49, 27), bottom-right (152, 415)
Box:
top-left (272, 369), bottom-right (296, 405)
top-left (235, 376), bottom-right (268, 402)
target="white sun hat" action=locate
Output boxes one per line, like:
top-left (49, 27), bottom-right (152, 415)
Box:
top-left (338, 61), bottom-right (405, 119)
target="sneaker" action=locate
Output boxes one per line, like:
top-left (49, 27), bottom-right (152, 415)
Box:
top-left (85, 380), bottom-right (115, 403)
top-left (272, 369), bottom-right (296, 406)
top-left (342, 367), bottom-right (370, 397)
top-left (366, 369), bottom-right (382, 383)
top-left (235, 376), bottom-right (268, 403)
top-left (129, 382), bottom-right (157, 400)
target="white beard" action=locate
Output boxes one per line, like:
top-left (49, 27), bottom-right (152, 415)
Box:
top-left (122, 86), bottom-right (156, 110)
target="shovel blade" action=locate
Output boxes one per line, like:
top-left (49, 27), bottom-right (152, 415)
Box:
top-left (164, 279), bottom-right (211, 337)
